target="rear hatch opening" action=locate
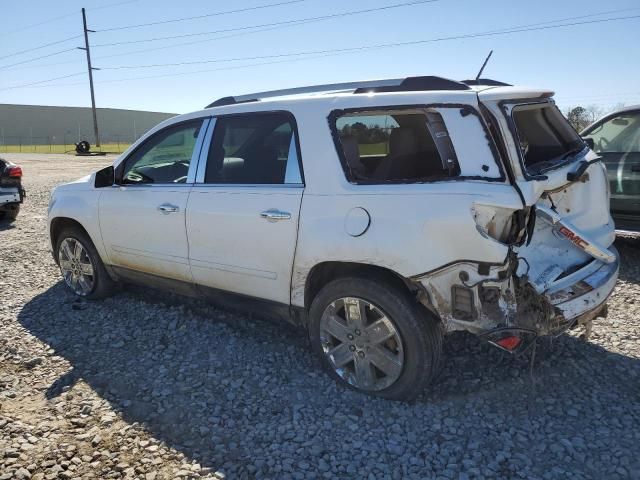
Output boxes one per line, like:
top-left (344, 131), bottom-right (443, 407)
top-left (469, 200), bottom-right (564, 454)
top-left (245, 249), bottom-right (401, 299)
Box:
top-left (510, 102), bottom-right (588, 179)
top-left (498, 97), bottom-right (618, 334)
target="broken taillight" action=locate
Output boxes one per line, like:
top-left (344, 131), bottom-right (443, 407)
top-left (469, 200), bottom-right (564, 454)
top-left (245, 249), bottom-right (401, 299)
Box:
top-left (483, 328), bottom-right (536, 354)
top-left (6, 165), bottom-right (22, 178)
top-left (495, 336), bottom-right (522, 351)
top-left (472, 204), bottom-right (529, 245)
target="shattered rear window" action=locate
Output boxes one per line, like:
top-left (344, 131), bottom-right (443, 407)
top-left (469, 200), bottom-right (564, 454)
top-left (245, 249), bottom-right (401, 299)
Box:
top-left (334, 110), bottom-right (460, 183)
top-left (511, 103), bottom-right (585, 176)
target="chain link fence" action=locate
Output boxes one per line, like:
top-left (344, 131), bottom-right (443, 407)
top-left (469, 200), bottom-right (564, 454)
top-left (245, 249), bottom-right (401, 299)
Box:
top-left (0, 134), bottom-right (137, 154)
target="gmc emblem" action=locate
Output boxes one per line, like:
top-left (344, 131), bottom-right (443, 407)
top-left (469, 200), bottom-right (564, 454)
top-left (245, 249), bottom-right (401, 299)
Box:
top-left (558, 226), bottom-right (588, 249)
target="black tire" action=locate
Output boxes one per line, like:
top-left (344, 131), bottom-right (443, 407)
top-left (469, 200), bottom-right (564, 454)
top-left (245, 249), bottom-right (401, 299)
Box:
top-left (54, 226), bottom-right (117, 300)
top-left (309, 276), bottom-right (443, 401)
top-left (0, 204), bottom-right (19, 222)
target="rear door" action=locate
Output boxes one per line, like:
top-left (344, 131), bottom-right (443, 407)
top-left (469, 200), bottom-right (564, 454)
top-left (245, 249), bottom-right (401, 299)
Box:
top-left (582, 109), bottom-right (640, 230)
top-left (186, 112), bottom-right (304, 304)
top-left (98, 118), bottom-right (208, 282)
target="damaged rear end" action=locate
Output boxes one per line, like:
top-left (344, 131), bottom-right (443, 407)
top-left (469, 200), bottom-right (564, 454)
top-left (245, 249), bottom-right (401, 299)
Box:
top-left (416, 87), bottom-right (619, 352)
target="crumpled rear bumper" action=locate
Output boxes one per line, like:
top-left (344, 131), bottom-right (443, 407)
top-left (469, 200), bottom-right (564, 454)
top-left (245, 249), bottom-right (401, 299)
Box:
top-left (544, 246), bottom-right (619, 325)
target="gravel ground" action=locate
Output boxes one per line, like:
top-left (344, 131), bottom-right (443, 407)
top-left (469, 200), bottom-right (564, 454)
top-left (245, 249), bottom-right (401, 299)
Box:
top-left (1, 153), bottom-right (639, 480)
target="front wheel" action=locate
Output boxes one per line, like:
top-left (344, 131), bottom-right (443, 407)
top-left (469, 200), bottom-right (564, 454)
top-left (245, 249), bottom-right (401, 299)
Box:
top-left (309, 277), bottom-right (442, 401)
top-left (55, 227), bottom-right (117, 299)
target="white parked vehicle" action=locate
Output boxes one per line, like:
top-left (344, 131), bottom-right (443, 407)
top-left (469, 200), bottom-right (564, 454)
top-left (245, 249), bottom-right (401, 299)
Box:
top-left (48, 76), bottom-right (618, 400)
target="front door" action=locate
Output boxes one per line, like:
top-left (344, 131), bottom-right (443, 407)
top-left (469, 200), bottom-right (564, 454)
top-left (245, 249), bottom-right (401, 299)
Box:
top-left (583, 109), bottom-right (640, 231)
top-left (186, 112), bottom-right (304, 304)
top-left (99, 118), bottom-right (208, 282)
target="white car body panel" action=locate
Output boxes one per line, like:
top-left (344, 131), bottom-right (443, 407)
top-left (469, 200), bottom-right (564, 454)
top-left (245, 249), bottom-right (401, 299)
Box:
top-left (186, 185), bottom-right (303, 304)
top-left (98, 184), bottom-right (193, 282)
top-left (48, 81), bottom-right (618, 340)
top-left (48, 174), bottom-right (107, 261)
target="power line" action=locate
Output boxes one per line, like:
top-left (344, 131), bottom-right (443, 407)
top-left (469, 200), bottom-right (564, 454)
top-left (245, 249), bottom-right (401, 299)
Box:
top-left (101, 9), bottom-right (640, 70)
top-left (4, 10), bottom-right (640, 92)
top-left (94, 20), bottom-right (327, 61)
top-left (0, 48), bottom-right (78, 70)
top-left (90, 0), bottom-right (142, 12)
top-left (86, 13), bottom-right (640, 85)
top-left (97, 0), bottom-right (310, 32)
top-left (0, 0), bottom-right (141, 37)
top-left (90, 6), bottom-right (637, 63)
top-left (0, 72), bottom-right (86, 92)
top-left (0, 57), bottom-right (80, 72)
top-left (3, 4), bottom-right (630, 70)
top-left (92, 0), bottom-right (441, 47)
top-left (476, 6), bottom-right (640, 34)
top-left (0, 35), bottom-right (82, 61)
top-left (0, 1), bottom-right (311, 70)
top-left (0, 13), bottom-right (77, 37)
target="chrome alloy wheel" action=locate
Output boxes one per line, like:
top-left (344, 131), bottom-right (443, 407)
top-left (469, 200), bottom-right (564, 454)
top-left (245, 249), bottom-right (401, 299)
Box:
top-left (58, 238), bottom-right (95, 296)
top-left (319, 297), bottom-right (404, 391)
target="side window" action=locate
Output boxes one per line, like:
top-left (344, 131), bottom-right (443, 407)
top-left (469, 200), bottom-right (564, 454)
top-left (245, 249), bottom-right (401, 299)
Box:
top-left (583, 112), bottom-right (640, 153)
top-left (333, 110), bottom-right (460, 183)
top-left (204, 112), bottom-right (301, 184)
top-left (121, 120), bottom-right (203, 184)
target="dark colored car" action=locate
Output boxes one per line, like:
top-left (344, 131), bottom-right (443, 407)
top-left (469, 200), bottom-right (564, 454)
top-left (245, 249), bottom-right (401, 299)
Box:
top-left (582, 106), bottom-right (640, 231)
top-left (0, 157), bottom-right (25, 222)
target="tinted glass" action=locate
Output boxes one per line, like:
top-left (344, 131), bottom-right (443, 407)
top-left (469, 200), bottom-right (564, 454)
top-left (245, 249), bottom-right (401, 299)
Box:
top-left (334, 111), bottom-right (458, 183)
top-left (121, 120), bottom-right (202, 184)
top-left (204, 113), bottom-right (299, 184)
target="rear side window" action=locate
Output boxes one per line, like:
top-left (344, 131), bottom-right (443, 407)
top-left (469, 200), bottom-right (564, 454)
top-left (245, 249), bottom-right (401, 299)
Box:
top-left (333, 110), bottom-right (460, 183)
top-left (511, 103), bottom-right (585, 176)
top-left (204, 112), bottom-right (301, 185)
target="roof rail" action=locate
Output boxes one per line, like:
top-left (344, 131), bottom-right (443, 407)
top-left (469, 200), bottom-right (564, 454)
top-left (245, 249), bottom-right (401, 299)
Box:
top-left (205, 75), bottom-right (471, 108)
top-left (461, 78), bottom-right (512, 87)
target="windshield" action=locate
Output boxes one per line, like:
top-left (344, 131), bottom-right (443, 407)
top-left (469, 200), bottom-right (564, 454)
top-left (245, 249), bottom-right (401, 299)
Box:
top-left (511, 102), bottom-right (585, 176)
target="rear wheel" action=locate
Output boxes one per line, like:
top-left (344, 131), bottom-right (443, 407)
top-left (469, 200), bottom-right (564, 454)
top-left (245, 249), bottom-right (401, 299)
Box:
top-left (309, 277), bottom-right (442, 401)
top-left (0, 204), bottom-right (20, 222)
top-left (55, 227), bottom-right (116, 299)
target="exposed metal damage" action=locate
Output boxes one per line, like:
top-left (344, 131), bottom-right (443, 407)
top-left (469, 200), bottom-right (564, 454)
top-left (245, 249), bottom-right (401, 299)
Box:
top-left (412, 189), bottom-right (618, 353)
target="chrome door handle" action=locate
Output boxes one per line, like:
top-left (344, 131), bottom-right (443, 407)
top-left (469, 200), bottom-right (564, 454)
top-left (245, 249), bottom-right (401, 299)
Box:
top-left (158, 203), bottom-right (179, 214)
top-left (260, 209), bottom-right (291, 222)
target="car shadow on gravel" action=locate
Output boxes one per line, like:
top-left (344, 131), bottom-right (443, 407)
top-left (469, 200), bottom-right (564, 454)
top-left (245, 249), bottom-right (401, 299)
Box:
top-left (18, 281), bottom-right (640, 478)
top-left (0, 219), bottom-right (16, 231)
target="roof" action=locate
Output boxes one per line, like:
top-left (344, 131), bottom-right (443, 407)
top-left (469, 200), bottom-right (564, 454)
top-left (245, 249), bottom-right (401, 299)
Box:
top-left (204, 76), bottom-right (516, 108)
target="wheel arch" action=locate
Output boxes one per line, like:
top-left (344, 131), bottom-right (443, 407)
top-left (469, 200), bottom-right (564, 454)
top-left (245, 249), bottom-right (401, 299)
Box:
top-left (49, 217), bottom-right (93, 263)
top-left (303, 261), bottom-right (440, 321)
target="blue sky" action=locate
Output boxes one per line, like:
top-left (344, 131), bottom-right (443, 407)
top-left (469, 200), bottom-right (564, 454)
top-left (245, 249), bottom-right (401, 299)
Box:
top-left (1, 0), bottom-right (639, 115)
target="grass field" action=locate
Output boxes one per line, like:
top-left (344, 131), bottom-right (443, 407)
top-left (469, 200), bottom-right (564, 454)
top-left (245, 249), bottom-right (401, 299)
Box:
top-left (358, 142), bottom-right (388, 155)
top-left (0, 143), bottom-right (131, 154)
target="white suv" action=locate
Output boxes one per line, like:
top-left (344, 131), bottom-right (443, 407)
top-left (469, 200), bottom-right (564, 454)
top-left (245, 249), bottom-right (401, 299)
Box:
top-left (48, 76), bottom-right (619, 400)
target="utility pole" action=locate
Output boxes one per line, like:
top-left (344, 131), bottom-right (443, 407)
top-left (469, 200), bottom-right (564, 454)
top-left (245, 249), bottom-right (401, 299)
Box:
top-left (80, 8), bottom-right (100, 147)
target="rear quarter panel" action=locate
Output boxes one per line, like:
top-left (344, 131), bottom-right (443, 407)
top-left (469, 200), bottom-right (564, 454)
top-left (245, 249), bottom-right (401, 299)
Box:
top-left (287, 93), bottom-right (522, 307)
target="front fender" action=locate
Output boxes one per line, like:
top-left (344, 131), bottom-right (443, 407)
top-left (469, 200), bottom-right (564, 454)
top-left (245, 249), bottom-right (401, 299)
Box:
top-left (48, 188), bottom-right (107, 264)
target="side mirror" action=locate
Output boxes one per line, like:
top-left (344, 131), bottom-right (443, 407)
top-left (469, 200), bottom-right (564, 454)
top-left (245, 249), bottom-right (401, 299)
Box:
top-left (582, 137), bottom-right (595, 150)
top-left (95, 166), bottom-right (114, 188)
